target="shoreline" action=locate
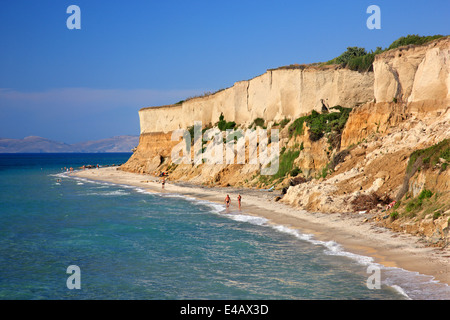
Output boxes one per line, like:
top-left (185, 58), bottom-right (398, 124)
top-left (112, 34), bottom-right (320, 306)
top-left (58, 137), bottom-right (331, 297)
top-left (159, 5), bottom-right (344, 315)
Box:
top-left (71, 167), bottom-right (450, 289)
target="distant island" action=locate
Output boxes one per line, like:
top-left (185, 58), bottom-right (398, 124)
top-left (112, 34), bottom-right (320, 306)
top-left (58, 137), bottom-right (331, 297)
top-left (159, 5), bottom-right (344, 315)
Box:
top-left (0, 135), bottom-right (139, 153)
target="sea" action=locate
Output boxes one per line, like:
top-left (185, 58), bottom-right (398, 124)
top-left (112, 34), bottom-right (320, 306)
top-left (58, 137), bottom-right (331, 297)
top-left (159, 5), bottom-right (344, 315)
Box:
top-left (0, 153), bottom-right (449, 300)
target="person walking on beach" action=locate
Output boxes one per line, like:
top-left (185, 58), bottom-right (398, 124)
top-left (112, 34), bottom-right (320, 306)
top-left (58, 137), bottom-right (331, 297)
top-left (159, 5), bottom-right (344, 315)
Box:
top-left (225, 194), bottom-right (230, 208)
top-left (162, 177), bottom-right (166, 189)
top-left (237, 194), bottom-right (241, 209)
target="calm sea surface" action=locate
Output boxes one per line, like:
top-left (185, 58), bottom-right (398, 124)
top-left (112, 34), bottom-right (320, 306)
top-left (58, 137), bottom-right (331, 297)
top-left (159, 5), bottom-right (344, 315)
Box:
top-left (0, 153), bottom-right (449, 300)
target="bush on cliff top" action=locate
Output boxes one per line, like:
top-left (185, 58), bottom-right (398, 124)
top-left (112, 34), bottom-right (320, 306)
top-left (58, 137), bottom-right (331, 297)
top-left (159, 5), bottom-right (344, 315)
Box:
top-left (324, 34), bottom-right (446, 72)
top-left (387, 34), bottom-right (444, 51)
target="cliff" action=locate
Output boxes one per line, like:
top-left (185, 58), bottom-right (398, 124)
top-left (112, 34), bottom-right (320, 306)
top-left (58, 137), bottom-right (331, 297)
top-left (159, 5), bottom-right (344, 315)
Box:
top-left (282, 37), bottom-right (450, 246)
top-left (122, 65), bottom-right (374, 174)
top-left (121, 36), bottom-right (450, 246)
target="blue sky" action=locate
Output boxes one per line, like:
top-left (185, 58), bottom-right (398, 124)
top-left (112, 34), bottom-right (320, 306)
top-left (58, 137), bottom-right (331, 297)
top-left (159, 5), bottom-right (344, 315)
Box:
top-left (0, 0), bottom-right (448, 143)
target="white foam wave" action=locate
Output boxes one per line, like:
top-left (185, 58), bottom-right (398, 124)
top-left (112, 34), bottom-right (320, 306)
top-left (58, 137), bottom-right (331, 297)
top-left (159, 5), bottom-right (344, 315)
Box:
top-left (86, 190), bottom-right (130, 196)
top-left (390, 285), bottom-right (412, 300)
top-left (229, 214), bottom-right (268, 226)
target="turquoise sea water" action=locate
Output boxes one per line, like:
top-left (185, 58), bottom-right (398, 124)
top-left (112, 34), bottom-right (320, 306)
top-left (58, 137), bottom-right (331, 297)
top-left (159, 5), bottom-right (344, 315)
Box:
top-left (0, 153), bottom-right (449, 300)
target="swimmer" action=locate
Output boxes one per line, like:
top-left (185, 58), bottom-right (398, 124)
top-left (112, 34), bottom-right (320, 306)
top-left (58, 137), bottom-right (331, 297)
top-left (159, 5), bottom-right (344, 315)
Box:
top-left (225, 194), bottom-right (230, 208)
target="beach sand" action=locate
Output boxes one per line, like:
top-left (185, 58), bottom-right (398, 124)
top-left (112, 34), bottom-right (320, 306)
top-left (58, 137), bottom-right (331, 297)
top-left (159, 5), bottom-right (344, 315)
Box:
top-left (72, 167), bottom-right (450, 287)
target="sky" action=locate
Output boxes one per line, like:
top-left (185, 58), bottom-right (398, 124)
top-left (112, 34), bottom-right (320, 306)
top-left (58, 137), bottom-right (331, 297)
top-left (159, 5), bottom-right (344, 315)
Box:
top-left (0, 0), bottom-right (448, 144)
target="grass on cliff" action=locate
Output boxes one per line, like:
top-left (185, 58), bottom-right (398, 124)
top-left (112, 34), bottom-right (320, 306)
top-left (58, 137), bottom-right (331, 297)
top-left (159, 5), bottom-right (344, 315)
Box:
top-left (406, 138), bottom-right (450, 174)
top-left (255, 107), bottom-right (352, 187)
top-left (390, 189), bottom-right (448, 223)
top-left (258, 148), bottom-right (300, 187)
top-left (396, 139), bottom-right (449, 202)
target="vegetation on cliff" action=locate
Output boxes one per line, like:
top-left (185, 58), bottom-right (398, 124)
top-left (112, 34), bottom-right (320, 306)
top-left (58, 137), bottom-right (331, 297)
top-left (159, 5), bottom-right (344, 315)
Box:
top-left (288, 106), bottom-right (352, 147)
top-left (406, 138), bottom-right (449, 174)
top-left (255, 106), bottom-right (354, 188)
top-left (323, 34), bottom-right (446, 72)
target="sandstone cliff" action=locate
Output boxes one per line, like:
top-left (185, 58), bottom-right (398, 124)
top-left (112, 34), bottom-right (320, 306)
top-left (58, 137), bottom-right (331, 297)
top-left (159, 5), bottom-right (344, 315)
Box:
top-left (137, 66), bottom-right (374, 134)
top-left (282, 37), bottom-right (450, 246)
top-left (121, 36), bottom-right (450, 246)
top-left (123, 63), bottom-right (375, 175)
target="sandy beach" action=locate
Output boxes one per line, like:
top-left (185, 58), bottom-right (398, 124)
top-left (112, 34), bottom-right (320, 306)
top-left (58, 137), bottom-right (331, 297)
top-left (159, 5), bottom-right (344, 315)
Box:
top-left (71, 166), bottom-right (450, 288)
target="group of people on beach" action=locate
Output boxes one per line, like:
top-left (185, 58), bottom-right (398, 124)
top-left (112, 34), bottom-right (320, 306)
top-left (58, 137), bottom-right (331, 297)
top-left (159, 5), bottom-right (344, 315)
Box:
top-left (225, 194), bottom-right (241, 209)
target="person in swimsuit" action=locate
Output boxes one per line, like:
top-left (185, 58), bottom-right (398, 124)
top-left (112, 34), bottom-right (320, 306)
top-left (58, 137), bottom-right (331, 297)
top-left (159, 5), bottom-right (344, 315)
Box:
top-left (237, 194), bottom-right (241, 209)
top-left (225, 194), bottom-right (230, 208)
top-left (162, 177), bottom-right (165, 189)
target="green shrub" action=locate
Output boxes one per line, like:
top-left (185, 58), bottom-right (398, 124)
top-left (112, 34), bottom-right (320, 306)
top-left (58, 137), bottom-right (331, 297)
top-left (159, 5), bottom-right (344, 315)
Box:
top-left (321, 165), bottom-right (329, 179)
top-left (279, 118), bottom-right (290, 129)
top-left (405, 198), bottom-right (422, 213)
top-left (387, 34), bottom-right (444, 51)
top-left (288, 106), bottom-right (352, 143)
top-left (250, 118), bottom-right (265, 129)
top-left (334, 47), bottom-right (367, 65)
top-left (390, 211), bottom-right (399, 220)
top-left (290, 167), bottom-right (301, 177)
top-left (324, 35), bottom-right (445, 73)
top-left (418, 189), bottom-right (433, 200)
top-left (217, 113), bottom-right (236, 131)
top-left (440, 147), bottom-right (450, 162)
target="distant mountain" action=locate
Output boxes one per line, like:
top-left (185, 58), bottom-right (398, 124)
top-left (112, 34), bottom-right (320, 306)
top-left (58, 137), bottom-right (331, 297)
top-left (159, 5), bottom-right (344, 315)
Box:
top-left (71, 135), bottom-right (139, 153)
top-left (0, 135), bottom-right (139, 153)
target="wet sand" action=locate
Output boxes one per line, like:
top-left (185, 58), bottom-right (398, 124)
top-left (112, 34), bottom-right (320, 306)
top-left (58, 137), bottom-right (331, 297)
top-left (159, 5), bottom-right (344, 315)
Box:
top-left (72, 167), bottom-right (450, 287)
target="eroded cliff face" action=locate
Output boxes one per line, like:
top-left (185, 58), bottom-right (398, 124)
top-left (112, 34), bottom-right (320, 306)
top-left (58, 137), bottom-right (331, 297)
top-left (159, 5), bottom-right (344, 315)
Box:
top-left (137, 66), bottom-right (374, 134)
top-left (121, 37), bottom-right (450, 245)
top-left (342, 37), bottom-right (449, 149)
top-left (122, 64), bottom-right (375, 174)
top-left (282, 37), bottom-right (450, 246)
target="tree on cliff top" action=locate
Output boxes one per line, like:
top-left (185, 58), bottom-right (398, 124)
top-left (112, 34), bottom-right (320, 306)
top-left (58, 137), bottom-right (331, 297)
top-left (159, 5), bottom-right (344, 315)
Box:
top-left (335, 47), bottom-right (367, 65)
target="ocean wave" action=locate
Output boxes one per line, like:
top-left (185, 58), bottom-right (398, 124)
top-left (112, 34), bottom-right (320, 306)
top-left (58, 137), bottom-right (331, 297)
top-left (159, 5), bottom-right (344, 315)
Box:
top-left (83, 190), bottom-right (130, 196)
top-left (390, 285), bottom-right (412, 300)
top-left (228, 214), bottom-right (268, 226)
